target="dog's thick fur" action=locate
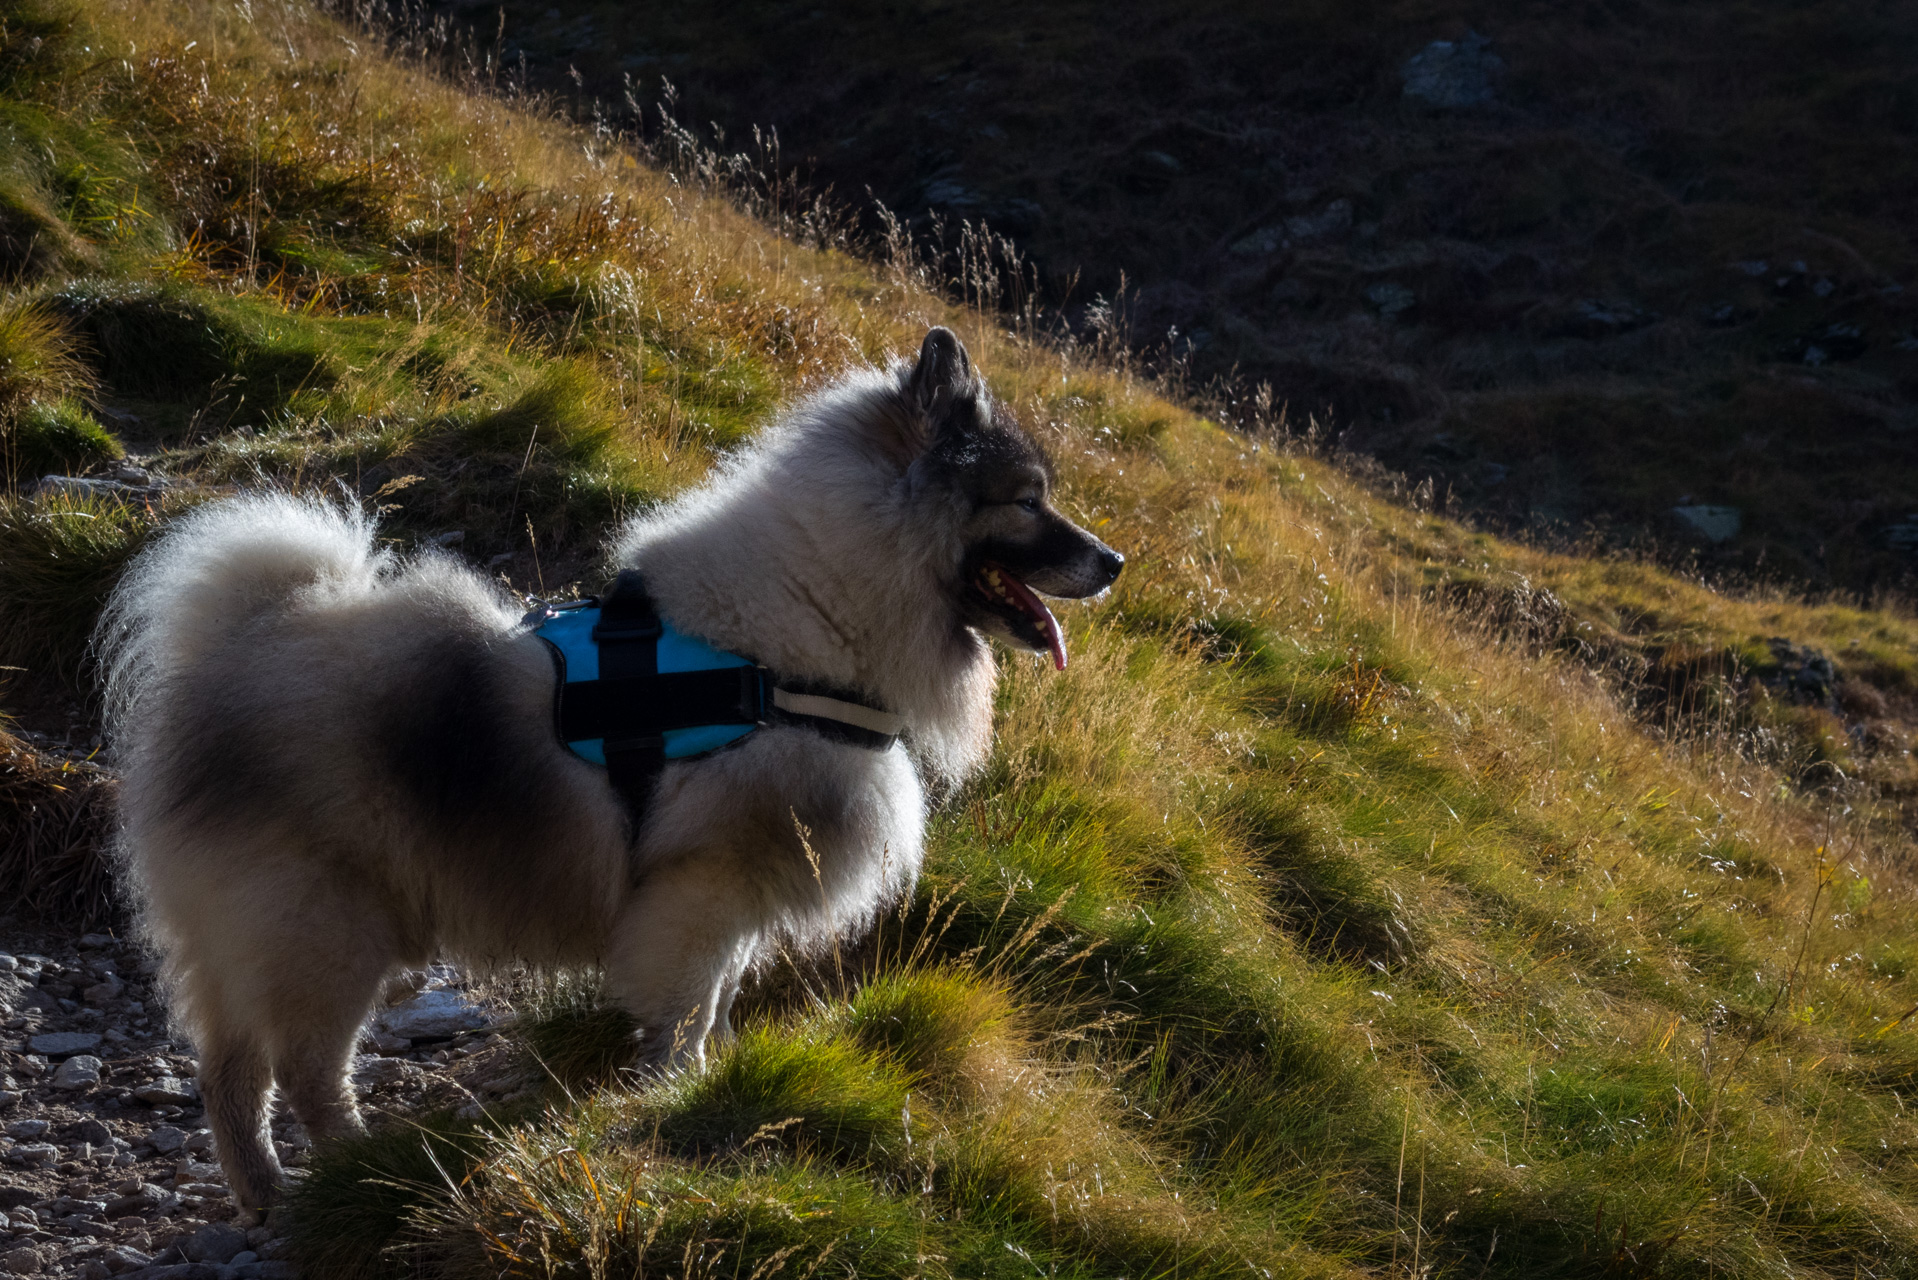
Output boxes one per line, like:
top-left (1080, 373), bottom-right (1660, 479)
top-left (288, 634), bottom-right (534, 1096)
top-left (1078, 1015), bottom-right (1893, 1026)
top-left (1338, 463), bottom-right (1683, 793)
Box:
top-left (97, 328), bottom-right (1120, 1208)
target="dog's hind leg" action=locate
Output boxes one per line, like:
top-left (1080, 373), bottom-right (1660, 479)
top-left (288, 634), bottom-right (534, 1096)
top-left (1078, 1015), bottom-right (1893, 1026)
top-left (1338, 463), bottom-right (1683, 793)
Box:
top-left (269, 989), bottom-right (376, 1146)
top-left (197, 1021), bottom-right (283, 1209)
top-left (605, 854), bottom-right (761, 1071)
top-left (263, 915), bottom-right (397, 1145)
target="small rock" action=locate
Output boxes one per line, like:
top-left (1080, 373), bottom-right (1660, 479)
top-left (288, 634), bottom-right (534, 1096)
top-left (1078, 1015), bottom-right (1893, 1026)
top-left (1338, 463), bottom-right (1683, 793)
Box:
top-left (1284, 198), bottom-right (1353, 244)
top-left (1567, 298), bottom-right (1656, 336)
top-left (183, 1130), bottom-right (213, 1154)
top-left (0, 1187), bottom-right (35, 1208)
top-left (8, 1143), bottom-right (57, 1165)
top-left (104, 1185), bottom-right (168, 1218)
top-left (0, 955), bottom-right (14, 973)
top-left (349, 1056), bottom-right (422, 1089)
top-left (0, 1092), bottom-right (19, 1110)
top-left (181, 1222), bottom-right (247, 1264)
top-left (28, 1031), bottom-right (103, 1057)
top-left (4, 1119), bottom-right (48, 1140)
top-left (53, 1054), bottom-right (105, 1091)
top-left (85, 979), bottom-right (125, 1007)
top-left (1402, 29), bottom-right (1505, 108)
top-left (225, 1256), bottom-right (255, 1269)
top-left (1672, 504), bottom-right (1742, 543)
top-left (77, 1118), bottom-right (115, 1145)
top-left (1, 1245), bottom-right (44, 1276)
top-left (32, 476), bottom-right (152, 502)
top-left (147, 1125), bottom-right (188, 1155)
top-left (359, 1029), bottom-right (412, 1054)
top-left (133, 1079), bottom-right (198, 1106)
top-left (78, 1262), bottom-right (112, 1280)
top-left (375, 989), bottom-right (488, 1040)
top-left (1365, 282), bottom-right (1417, 317)
top-left (104, 1248), bottom-right (154, 1273)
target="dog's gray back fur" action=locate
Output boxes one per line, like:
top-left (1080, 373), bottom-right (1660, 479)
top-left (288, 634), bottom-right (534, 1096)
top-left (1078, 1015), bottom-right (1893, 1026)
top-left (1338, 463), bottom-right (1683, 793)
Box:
top-left (96, 329), bottom-right (1111, 1209)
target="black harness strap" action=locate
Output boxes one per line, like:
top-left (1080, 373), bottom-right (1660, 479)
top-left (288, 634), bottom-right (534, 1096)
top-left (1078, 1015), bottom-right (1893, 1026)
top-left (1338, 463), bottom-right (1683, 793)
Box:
top-left (591, 569), bottom-right (668, 819)
top-left (559, 667), bottom-right (766, 742)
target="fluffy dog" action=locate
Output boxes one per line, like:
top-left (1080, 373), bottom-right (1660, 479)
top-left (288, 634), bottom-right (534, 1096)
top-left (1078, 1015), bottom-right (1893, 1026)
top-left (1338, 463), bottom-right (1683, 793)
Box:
top-left (97, 327), bottom-right (1122, 1208)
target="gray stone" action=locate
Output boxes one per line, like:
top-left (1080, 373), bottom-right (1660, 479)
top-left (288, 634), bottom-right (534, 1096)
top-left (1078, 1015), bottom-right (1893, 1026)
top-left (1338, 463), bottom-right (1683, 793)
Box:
top-left (181, 1223), bottom-right (247, 1264)
top-left (133, 1078), bottom-right (198, 1106)
top-left (1365, 282), bottom-right (1417, 317)
top-left (85, 979), bottom-right (125, 1007)
top-left (53, 1054), bottom-right (105, 1091)
top-left (50, 1194), bottom-right (106, 1215)
top-left (0, 956), bottom-right (14, 973)
top-left (76, 1119), bottom-right (114, 1145)
top-left (1, 1246), bottom-right (44, 1276)
top-left (8, 1143), bottom-right (56, 1165)
top-left (104, 1185), bottom-right (168, 1217)
top-left (147, 1125), bottom-right (188, 1155)
top-left (31, 476), bottom-right (155, 502)
top-left (359, 1029), bottom-right (411, 1054)
top-left (27, 1031), bottom-right (103, 1057)
top-left (4, 1119), bottom-right (48, 1140)
top-left (232, 1265), bottom-right (296, 1280)
top-left (224, 1256), bottom-right (255, 1269)
top-left (1672, 504), bottom-right (1742, 543)
top-left (0, 1092), bottom-right (18, 1110)
top-left (1402, 29), bottom-right (1505, 108)
top-left (1285, 199), bottom-right (1353, 244)
top-left (104, 1248), bottom-right (153, 1273)
top-left (375, 989), bottom-right (488, 1040)
top-left (1229, 225), bottom-right (1284, 257)
top-left (78, 1262), bottom-right (112, 1280)
top-left (349, 1056), bottom-right (422, 1090)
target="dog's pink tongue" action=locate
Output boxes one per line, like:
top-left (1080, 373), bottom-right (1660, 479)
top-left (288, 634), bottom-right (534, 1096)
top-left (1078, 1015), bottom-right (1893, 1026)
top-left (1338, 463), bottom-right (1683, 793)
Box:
top-left (1000, 571), bottom-right (1068, 671)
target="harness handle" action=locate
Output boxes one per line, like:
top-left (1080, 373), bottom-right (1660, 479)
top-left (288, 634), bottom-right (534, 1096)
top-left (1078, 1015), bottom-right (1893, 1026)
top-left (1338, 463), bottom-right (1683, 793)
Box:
top-left (593, 570), bottom-right (666, 824)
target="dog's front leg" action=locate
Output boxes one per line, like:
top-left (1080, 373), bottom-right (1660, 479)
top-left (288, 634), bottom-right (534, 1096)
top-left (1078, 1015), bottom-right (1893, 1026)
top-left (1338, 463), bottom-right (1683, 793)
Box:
top-left (604, 852), bottom-right (759, 1071)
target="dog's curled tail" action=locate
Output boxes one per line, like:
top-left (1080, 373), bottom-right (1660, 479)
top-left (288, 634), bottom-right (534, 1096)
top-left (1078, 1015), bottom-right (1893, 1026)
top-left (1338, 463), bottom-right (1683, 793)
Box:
top-left (96, 491), bottom-right (383, 733)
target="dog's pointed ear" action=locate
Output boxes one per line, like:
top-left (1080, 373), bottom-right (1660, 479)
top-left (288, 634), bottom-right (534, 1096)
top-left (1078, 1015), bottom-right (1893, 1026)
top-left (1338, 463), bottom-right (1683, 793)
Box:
top-left (910, 327), bottom-right (973, 419)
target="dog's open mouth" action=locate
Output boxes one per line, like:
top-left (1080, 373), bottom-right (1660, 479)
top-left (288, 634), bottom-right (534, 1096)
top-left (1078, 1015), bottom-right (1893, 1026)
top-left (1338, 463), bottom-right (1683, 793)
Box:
top-left (973, 561), bottom-right (1067, 670)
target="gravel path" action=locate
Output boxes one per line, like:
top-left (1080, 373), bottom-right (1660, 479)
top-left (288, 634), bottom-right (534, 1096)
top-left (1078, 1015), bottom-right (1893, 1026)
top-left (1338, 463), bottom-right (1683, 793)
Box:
top-left (2, 923), bottom-right (535, 1280)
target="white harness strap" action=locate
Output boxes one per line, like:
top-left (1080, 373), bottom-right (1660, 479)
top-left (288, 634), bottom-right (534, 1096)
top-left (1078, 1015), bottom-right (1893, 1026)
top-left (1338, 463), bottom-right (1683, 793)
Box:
top-left (772, 687), bottom-right (907, 738)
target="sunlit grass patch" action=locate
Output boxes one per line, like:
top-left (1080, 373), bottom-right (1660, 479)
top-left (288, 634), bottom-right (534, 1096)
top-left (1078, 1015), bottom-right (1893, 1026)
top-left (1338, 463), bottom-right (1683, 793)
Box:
top-left (10, 398), bottom-right (120, 479)
top-left (0, 487), bottom-right (155, 685)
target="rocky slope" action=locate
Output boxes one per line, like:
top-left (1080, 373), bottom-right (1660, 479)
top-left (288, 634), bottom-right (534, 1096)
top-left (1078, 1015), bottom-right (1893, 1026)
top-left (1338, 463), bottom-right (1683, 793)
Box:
top-left (1, 931), bottom-right (534, 1280)
top-left (450, 0), bottom-right (1918, 591)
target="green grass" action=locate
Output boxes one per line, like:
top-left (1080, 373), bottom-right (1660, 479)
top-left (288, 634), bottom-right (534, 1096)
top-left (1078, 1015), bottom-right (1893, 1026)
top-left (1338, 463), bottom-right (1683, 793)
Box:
top-left (0, 1), bottom-right (1914, 1276)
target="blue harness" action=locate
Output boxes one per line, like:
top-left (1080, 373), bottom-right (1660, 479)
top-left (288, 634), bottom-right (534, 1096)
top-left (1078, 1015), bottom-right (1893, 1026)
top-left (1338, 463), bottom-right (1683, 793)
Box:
top-left (528, 571), bottom-right (902, 825)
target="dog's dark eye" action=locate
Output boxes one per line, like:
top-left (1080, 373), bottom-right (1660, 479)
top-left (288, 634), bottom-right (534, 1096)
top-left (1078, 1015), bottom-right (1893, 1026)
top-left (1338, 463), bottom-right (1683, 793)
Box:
top-left (1016, 496), bottom-right (1041, 513)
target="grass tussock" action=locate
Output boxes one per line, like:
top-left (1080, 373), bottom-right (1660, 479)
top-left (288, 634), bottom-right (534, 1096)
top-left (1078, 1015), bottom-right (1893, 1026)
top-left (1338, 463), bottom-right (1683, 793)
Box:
top-left (0, 0), bottom-right (1911, 1276)
top-left (0, 720), bottom-right (114, 927)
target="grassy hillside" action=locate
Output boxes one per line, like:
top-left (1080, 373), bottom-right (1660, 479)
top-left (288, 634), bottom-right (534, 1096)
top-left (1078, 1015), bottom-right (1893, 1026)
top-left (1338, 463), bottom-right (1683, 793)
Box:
top-left (471, 0), bottom-right (1918, 593)
top-left (2, 1), bottom-right (1918, 1276)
